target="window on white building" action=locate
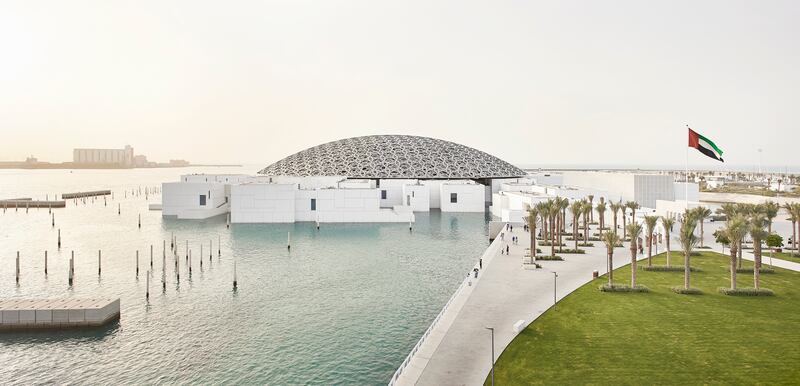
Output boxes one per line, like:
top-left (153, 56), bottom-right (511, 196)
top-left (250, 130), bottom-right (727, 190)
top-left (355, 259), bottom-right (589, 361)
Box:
top-left (311, 198), bottom-right (316, 211)
top-left (381, 190), bottom-right (387, 199)
top-left (450, 193), bottom-right (458, 203)
top-left (199, 195), bottom-right (206, 206)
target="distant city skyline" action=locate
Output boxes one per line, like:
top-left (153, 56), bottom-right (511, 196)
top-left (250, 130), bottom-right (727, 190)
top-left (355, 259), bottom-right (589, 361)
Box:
top-left (1, 1), bottom-right (798, 170)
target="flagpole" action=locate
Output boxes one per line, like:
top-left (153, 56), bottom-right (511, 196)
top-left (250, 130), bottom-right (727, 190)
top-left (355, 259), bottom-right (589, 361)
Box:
top-left (685, 124), bottom-right (689, 210)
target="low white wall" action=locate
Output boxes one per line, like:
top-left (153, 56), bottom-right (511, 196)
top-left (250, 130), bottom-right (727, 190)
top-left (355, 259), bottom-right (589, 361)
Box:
top-left (162, 182), bottom-right (228, 219)
top-left (231, 184), bottom-right (297, 223)
top-left (440, 183), bottom-right (485, 212)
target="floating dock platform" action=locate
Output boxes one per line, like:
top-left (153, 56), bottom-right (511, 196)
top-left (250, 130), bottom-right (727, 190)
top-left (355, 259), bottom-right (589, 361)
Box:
top-left (0, 298), bottom-right (120, 330)
top-left (1, 199), bottom-right (66, 208)
top-left (61, 190), bottom-right (111, 199)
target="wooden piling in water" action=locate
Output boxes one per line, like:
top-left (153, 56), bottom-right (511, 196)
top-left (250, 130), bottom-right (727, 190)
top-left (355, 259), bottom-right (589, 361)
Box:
top-left (138, 214), bottom-right (141, 229)
top-left (44, 250), bottom-right (48, 275)
top-left (209, 240), bottom-right (212, 260)
top-left (218, 235), bottom-right (221, 257)
top-left (233, 260), bottom-right (237, 290)
top-left (98, 250), bottom-right (102, 276)
top-left (136, 250), bottom-right (139, 277)
top-left (288, 232), bottom-right (291, 251)
top-left (69, 251), bottom-right (74, 286)
top-left (58, 229), bottom-right (61, 249)
top-left (150, 245), bottom-right (153, 268)
top-left (16, 252), bottom-right (20, 284)
top-left (118, 203), bottom-right (121, 215)
top-left (146, 271), bottom-right (150, 300)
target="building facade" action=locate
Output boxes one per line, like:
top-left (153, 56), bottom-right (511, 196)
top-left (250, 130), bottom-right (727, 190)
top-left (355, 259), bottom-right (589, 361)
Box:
top-left (73, 145), bottom-right (134, 167)
top-left (161, 135), bottom-right (525, 223)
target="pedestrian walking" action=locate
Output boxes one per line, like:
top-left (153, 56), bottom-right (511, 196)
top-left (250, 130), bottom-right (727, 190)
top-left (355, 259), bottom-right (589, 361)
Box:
top-left (479, 258), bottom-right (483, 269)
top-left (506, 245), bottom-right (509, 254)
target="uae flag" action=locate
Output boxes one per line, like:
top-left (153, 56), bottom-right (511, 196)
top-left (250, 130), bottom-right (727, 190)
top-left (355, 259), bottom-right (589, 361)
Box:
top-left (688, 128), bottom-right (724, 162)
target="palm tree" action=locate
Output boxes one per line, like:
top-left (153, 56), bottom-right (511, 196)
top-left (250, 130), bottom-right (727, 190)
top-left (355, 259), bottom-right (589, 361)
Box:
top-left (582, 201), bottom-right (592, 245)
top-left (661, 215), bottom-right (676, 267)
top-left (570, 200), bottom-right (583, 251)
top-left (717, 202), bottom-right (738, 221)
top-left (609, 202), bottom-right (621, 237)
top-left (624, 201), bottom-right (639, 240)
top-left (678, 216), bottom-right (700, 290)
top-left (722, 214), bottom-right (748, 290)
top-left (627, 222), bottom-right (643, 287)
top-left (587, 194), bottom-right (595, 222)
top-left (643, 215), bottom-right (658, 267)
top-left (601, 231), bottom-right (621, 286)
top-left (596, 201), bottom-right (607, 233)
top-left (749, 214), bottom-right (768, 290)
top-left (536, 201), bottom-right (550, 243)
top-left (763, 201), bottom-right (779, 234)
top-left (525, 205), bottom-right (539, 263)
top-left (693, 206), bottom-right (712, 248)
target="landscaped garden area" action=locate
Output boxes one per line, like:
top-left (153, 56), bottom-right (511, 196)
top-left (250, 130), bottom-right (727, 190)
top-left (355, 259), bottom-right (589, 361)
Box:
top-left (486, 251), bottom-right (800, 385)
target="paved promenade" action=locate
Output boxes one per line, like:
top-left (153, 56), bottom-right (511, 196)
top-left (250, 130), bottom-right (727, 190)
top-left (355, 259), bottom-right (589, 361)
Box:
top-left (392, 215), bottom-right (800, 386)
top-left (395, 226), bottom-right (641, 386)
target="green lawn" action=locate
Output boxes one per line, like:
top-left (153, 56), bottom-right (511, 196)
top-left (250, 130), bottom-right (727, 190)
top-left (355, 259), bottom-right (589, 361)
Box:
top-left (487, 251), bottom-right (800, 385)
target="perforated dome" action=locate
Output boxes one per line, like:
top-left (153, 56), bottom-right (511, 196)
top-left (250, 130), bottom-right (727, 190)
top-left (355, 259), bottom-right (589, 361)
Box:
top-left (258, 135), bottom-right (525, 179)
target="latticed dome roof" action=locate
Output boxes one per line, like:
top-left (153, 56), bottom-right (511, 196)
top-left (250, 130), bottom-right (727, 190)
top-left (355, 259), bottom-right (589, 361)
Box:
top-left (258, 135), bottom-right (525, 179)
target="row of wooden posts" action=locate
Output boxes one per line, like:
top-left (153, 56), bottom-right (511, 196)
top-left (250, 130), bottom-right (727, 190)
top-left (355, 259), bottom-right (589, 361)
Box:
top-left (2, 185), bottom-right (161, 214)
top-left (13, 233), bottom-right (239, 298)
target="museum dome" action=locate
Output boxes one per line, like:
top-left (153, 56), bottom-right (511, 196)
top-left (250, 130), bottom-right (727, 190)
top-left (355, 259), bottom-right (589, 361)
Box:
top-left (258, 135), bottom-right (525, 179)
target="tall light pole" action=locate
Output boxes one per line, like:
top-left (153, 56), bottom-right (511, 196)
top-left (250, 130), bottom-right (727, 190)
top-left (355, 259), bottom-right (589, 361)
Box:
top-left (485, 327), bottom-right (495, 386)
top-left (553, 272), bottom-right (558, 309)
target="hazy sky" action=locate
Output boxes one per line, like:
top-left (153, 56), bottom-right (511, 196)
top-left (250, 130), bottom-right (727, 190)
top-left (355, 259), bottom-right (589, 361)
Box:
top-left (1, 0), bottom-right (798, 170)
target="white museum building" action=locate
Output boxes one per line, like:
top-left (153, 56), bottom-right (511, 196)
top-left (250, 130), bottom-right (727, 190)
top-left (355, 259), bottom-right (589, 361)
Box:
top-left (161, 135), bottom-right (526, 223)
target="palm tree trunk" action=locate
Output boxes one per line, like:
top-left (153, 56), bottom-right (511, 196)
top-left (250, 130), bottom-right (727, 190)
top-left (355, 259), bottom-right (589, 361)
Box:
top-left (647, 232), bottom-right (653, 267)
top-left (630, 242), bottom-right (637, 287)
top-left (622, 215), bottom-right (627, 241)
top-left (754, 240), bottom-right (761, 289)
top-left (738, 241), bottom-right (743, 269)
top-left (550, 215), bottom-right (556, 257)
top-left (573, 215), bottom-right (579, 251)
top-left (666, 237), bottom-right (671, 267)
top-left (700, 220), bottom-right (705, 248)
top-left (730, 246), bottom-right (738, 290)
top-left (556, 215), bottom-right (562, 252)
top-left (530, 221), bottom-right (537, 263)
top-left (794, 220), bottom-right (798, 256)
top-left (684, 252), bottom-right (691, 289)
top-left (613, 213), bottom-right (618, 237)
top-left (608, 250), bottom-right (613, 285)
top-left (583, 214), bottom-right (589, 244)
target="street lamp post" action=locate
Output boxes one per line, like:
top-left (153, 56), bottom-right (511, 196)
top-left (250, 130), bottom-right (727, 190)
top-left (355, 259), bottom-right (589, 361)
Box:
top-left (553, 272), bottom-right (558, 309)
top-left (485, 327), bottom-right (495, 386)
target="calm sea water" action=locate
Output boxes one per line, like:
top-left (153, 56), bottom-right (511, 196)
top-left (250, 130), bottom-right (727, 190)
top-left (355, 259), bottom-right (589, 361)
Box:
top-left (0, 167), bottom-right (488, 385)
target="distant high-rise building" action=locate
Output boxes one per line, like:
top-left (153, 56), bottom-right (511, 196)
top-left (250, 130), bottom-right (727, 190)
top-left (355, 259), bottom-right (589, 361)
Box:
top-left (73, 145), bottom-right (134, 167)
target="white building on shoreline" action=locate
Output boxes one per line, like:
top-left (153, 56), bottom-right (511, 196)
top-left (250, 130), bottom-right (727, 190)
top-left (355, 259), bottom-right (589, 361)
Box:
top-left (161, 135), bottom-right (524, 223)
